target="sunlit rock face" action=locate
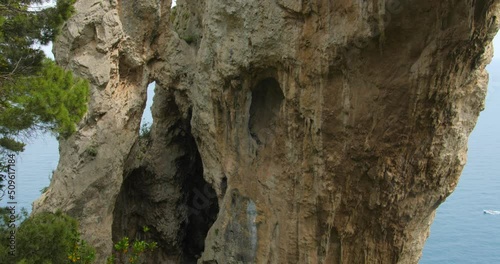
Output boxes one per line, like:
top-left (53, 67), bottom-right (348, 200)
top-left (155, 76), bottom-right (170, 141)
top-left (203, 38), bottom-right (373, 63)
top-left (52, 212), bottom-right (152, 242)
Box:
top-left (34, 0), bottom-right (499, 263)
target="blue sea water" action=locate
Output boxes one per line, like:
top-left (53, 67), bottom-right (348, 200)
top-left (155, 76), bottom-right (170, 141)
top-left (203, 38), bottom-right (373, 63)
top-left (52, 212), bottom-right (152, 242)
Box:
top-left (11, 134), bottom-right (58, 212)
top-left (420, 48), bottom-right (500, 263)
top-left (1, 40), bottom-right (499, 263)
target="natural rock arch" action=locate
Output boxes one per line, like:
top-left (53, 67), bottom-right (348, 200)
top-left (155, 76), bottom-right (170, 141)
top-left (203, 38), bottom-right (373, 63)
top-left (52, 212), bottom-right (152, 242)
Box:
top-left (33, 0), bottom-right (500, 263)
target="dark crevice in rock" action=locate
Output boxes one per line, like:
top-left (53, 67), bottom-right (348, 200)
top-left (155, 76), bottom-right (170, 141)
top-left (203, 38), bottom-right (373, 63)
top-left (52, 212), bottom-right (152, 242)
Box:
top-left (249, 77), bottom-right (284, 144)
top-left (220, 176), bottom-right (228, 199)
top-left (178, 112), bottom-right (220, 263)
top-left (112, 166), bottom-right (164, 260)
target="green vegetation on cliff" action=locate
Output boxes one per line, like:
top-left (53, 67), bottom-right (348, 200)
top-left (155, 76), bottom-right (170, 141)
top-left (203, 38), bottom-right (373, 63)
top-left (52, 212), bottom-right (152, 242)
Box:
top-left (0, 209), bottom-right (158, 264)
top-left (106, 227), bottom-right (158, 264)
top-left (0, 209), bottom-right (95, 264)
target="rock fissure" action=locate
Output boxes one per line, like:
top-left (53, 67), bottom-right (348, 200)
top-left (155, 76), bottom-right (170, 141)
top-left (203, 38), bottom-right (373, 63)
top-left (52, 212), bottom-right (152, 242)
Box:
top-left (178, 114), bottom-right (219, 263)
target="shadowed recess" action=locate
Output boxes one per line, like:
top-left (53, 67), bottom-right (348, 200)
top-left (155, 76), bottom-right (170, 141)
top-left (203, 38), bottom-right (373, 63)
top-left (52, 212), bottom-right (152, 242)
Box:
top-left (178, 116), bottom-right (219, 263)
top-left (248, 77), bottom-right (284, 144)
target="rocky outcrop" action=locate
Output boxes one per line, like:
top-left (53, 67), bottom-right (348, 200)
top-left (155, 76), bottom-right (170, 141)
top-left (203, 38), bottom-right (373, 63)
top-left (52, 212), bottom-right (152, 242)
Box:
top-left (34, 0), bottom-right (499, 263)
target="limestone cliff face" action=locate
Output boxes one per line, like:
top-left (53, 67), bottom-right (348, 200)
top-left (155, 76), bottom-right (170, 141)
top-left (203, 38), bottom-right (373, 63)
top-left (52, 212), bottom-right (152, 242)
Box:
top-left (34, 0), bottom-right (499, 263)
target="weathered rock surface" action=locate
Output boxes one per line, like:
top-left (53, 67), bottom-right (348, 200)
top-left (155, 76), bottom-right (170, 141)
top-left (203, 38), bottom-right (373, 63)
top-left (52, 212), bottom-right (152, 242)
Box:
top-left (34, 0), bottom-right (500, 263)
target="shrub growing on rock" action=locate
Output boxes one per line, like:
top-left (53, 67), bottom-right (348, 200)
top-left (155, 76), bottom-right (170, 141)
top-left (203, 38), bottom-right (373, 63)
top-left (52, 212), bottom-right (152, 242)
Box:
top-left (0, 210), bottom-right (95, 264)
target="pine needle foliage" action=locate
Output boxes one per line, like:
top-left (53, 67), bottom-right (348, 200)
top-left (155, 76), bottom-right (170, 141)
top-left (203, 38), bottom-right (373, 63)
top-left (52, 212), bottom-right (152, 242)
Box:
top-left (0, 0), bottom-right (89, 152)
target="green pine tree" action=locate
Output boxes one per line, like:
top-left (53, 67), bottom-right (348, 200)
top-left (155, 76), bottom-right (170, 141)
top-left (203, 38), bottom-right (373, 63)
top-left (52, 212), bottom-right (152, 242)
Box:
top-left (0, 0), bottom-right (88, 194)
top-left (0, 0), bottom-right (76, 78)
top-left (0, 0), bottom-right (88, 153)
top-left (1, 59), bottom-right (89, 142)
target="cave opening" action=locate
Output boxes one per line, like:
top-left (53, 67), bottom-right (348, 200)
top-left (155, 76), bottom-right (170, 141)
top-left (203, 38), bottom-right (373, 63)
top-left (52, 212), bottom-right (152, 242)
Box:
top-left (112, 81), bottom-right (158, 255)
top-left (112, 166), bottom-right (157, 242)
top-left (248, 77), bottom-right (284, 144)
top-left (178, 116), bottom-right (219, 263)
top-left (113, 83), bottom-right (219, 262)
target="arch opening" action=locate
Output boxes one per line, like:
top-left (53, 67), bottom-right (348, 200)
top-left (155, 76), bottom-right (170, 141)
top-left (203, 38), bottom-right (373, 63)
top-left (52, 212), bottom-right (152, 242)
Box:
top-left (113, 86), bottom-right (219, 263)
top-left (139, 82), bottom-right (155, 139)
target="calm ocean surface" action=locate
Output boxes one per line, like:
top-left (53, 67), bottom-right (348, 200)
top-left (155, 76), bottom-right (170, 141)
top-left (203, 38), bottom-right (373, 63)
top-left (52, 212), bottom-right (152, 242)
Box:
top-left (3, 41), bottom-right (499, 263)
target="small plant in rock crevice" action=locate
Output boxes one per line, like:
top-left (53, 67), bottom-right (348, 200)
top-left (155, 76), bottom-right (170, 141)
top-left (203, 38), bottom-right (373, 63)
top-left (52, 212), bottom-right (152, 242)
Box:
top-left (106, 226), bottom-right (158, 264)
top-left (85, 145), bottom-right (98, 157)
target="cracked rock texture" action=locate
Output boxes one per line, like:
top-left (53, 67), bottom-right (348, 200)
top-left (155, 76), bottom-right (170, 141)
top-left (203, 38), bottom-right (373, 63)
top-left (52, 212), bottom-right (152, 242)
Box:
top-left (34, 0), bottom-right (499, 263)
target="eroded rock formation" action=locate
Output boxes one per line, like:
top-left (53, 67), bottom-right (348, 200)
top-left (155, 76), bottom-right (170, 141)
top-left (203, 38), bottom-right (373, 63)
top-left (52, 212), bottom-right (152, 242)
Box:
top-left (34, 0), bottom-right (499, 263)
